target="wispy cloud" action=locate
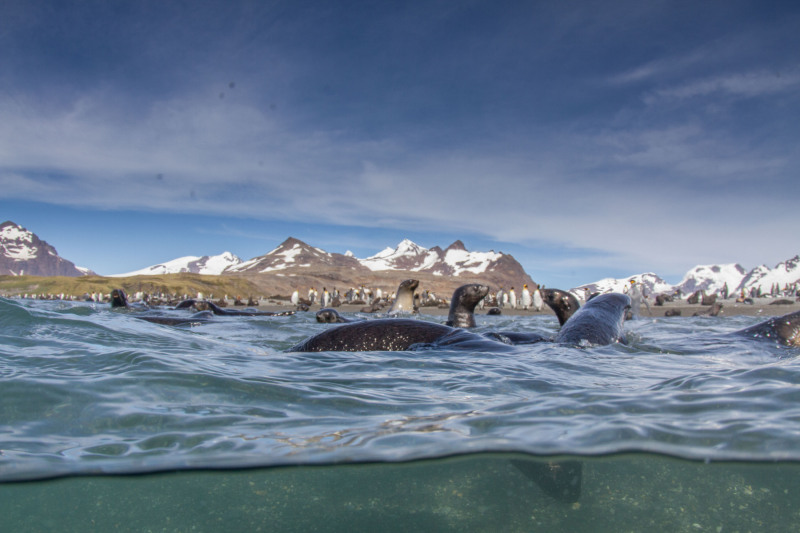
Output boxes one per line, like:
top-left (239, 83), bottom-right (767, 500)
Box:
top-left (644, 69), bottom-right (800, 104)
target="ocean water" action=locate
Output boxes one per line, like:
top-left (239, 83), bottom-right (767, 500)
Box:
top-left (2, 296), bottom-right (800, 531)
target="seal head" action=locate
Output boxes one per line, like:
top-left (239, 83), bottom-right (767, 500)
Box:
top-left (445, 284), bottom-right (490, 328)
top-left (388, 279), bottom-right (419, 315)
top-left (316, 308), bottom-right (352, 323)
top-left (541, 288), bottom-right (581, 326)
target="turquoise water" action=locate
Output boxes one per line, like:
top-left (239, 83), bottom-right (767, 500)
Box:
top-left (2, 297), bottom-right (800, 530)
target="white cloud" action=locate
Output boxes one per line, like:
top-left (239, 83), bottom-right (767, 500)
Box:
top-left (645, 69), bottom-right (800, 104)
top-left (1, 82), bottom-right (796, 283)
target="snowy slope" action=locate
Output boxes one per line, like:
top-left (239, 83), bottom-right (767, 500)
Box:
top-left (110, 252), bottom-right (242, 277)
top-left (736, 256), bottom-right (800, 293)
top-left (675, 264), bottom-right (747, 295)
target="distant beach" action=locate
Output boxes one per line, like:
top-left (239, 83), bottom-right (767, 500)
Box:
top-left (249, 297), bottom-right (797, 319)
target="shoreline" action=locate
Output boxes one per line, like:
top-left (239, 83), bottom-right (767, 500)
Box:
top-left (245, 297), bottom-right (798, 319)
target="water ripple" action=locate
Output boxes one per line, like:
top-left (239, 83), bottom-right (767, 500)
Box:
top-left (1, 297), bottom-right (799, 481)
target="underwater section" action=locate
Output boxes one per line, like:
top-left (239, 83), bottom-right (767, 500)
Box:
top-left (2, 453), bottom-right (800, 532)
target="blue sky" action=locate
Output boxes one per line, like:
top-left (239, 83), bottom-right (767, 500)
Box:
top-left (1, 0), bottom-right (798, 288)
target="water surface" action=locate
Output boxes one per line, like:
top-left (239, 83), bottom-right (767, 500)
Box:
top-left (2, 297), bottom-right (799, 530)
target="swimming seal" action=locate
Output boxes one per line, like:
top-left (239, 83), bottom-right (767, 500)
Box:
top-left (555, 293), bottom-right (631, 346)
top-left (445, 284), bottom-right (490, 328)
top-left (388, 279), bottom-right (419, 314)
top-left (288, 319), bottom-right (455, 352)
top-left (438, 283), bottom-right (548, 345)
top-left (540, 288), bottom-right (581, 326)
top-left (110, 289), bottom-right (213, 326)
top-left (481, 288), bottom-right (578, 346)
top-left (316, 308), bottom-right (354, 323)
top-left (736, 309), bottom-right (800, 346)
top-left (175, 299), bottom-right (295, 317)
top-left (288, 317), bottom-right (514, 352)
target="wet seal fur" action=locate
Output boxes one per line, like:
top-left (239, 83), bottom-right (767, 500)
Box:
top-left (541, 288), bottom-right (581, 326)
top-left (445, 284), bottom-right (490, 328)
top-left (175, 299), bottom-right (295, 317)
top-left (316, 308), bottom-right (355, 323)
top-left (110, 289), bottom-right (214, 326)
top-left (290, 319), bottom-right (457, 352)
top-left (736, 309), bottom-right (800, 346)
top-left (388, 279), bottom-right (419, 315)
top-left (555, 293), bottom-right (631, 345)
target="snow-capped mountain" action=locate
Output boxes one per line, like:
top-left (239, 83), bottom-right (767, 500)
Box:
top-left (576, 273), bottom-right (673, 298)
top-left (675, 264), bottom-right (748, 295)
top-left (578, 255), bottom-right (799, 299)
top-left (361, 239), bottom-right (440, 272)
top-left (736, 255), bottom-right (800, 293)
top-left (110, 251), bottom-right (242, 277)
top-left (223, 237), bottom-right (531, 283)
top-left (226, 237), bottom-right (365, 274)
top-left (360, 239), bottom-right (522, 278)
top-left (0, 221), bottom-right (93, 277)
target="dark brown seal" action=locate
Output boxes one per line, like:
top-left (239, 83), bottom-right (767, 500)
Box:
top-left (445, 284), bottom-right (490, 328)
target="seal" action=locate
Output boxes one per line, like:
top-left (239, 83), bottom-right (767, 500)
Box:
top-left (288, 318), bottom-right (455, 352)
top-left (388, 279), bottom-right (419, 314)
top-left (110, 289), bottom-right (213, 326)
top-left (481, 288), bottom-right (578, 346)
top-left (316, 308), bottom-right (354, 323)
top-left (701, 292), bottom-right (717, 306)
top-left (175, 299), bottom-right (294, 317)
top-left (555, 293), bottom-right (631, 346)
top-left (288, 318), bottom-right (514, 352)
top-left (440, 283), bottom-right (547, 344)
top-left (445, 284), bottom-right (490, 328)
top-left (736, 309), bottom-right (800, 346)
top-left (540, 288), bottom-right (581, 326)
top-left (693, 302), bottom-right (723, 317)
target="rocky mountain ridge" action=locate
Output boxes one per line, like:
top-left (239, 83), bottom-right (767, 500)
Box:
top-left (0, 221), bottom-right (92, 277)
top-left (3, 220), bottom-right (797, 300)
top-left (578, 256), bottom-right (800, 299)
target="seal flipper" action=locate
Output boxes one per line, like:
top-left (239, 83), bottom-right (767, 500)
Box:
top-left (510, 459), bottom-right (582, 503)
top-left (736, 309), bottom-right (800, 346)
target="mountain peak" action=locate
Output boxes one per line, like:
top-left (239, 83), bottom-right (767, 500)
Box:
top-left (276, 236), bottom-right (306, 249)
top-left (0, 221), bottom-right (92, 276)
top-left (445, 240), bottom-right (467, 252)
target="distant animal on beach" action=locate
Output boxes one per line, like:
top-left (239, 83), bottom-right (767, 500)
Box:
top-left (693, 302), bottom-right (723, 317)
top-left (701, 293), bottom-right (717, 306)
